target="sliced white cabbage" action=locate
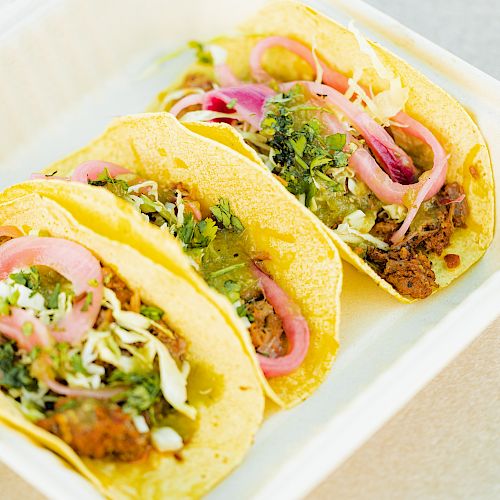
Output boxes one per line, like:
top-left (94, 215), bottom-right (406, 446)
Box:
top-left (346, 22), bottom-right (409, 125)
top-left (343, 210), bottom-right (376, 233)
top-left (383, 204), bottom-right (407, 222)
top-left (0, 281), bottom-right (45, 312)
top-left (102, 288), bottom-right (196, 419)
top-left (334, 222), bottom-right (389, 250)
top-left (151, 426), bottom-right (184, 452)
top-left (133, 415), bottom-right (150, 434)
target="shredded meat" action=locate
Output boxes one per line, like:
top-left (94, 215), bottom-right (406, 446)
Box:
top-left (444, 254), bottom-right (461, 269)
top-left (439, 182), bottom-right (468, 228)
top-left (247, 299), bottom-right (287, 358)
top-left (182, 72), bottom-right (214, 92)
top-left (151, 320), bottom-right (186, 363)
top-left (102, 267), bottom-right (133, 308)
top-left (367, 247), bottom-right (437, 299)
top-left (371, 220), bottom-right (401, 243)
top-left (100, 267), bottom-right (186, 361)
top-left (37, 398), bottom-right (150, 461)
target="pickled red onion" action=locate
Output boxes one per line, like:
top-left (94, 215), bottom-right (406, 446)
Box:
top-left (0, 226), bottom-right (23, 239)
top-left (203, 85), bottom-right (275, 129)
top-left (390, 112), bottom-right (448, 243)
top-left (215, 63), bottom-right (241, 87)
top-left (44, 378), bottom-right (127, 399)
top-left (170, 84), bottom-right (274, 129)
top-left (0, 237), bottom-right (103, 344)
top-left (250, 36), bottom-right (349, 93)
top-left (71, 161), bottom-right (132, 183)
top-left (252, 265), bottom-right (309, 378)
top-left (0, 309), bottom-right (51, 351)
top-left (281, 81), bottom-right (417, 184)
top-left (169, 93), bottom-right (205, 117)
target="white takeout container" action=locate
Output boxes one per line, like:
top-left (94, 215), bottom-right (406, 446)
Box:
top-left (0, 0), bottom-right (499, 498)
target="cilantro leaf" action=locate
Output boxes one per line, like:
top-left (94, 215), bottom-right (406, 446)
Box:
top-left (0, 342), bottom-right (37, 391)
top-left (187, 40), bottom-right (213, 65)
top-left (326, 133), bottom-right (346, 151)
top-left (47, 282), bottom-right (61, 309)
top-left (140, 305), bottom-right (164, 322)
top-left (210, 199), bottom-right (244, 232)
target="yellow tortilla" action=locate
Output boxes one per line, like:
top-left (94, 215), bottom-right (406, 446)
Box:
top-left (4, 112), bottom-right (342, 408)
top-left (152, 0), bottom-right (495, 302)
top-left (0, 193), bottom-right (264, 498)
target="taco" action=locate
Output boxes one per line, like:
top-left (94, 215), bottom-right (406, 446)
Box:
top-left (0, 194), bottom-right (264, 498)
top-left (150, 0), bottom-right (495, 301)
top-left (5, 112), bottom-right (342, 408)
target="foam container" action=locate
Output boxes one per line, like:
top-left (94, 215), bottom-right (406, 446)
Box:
top-left (0, 0), bottom-right (499, 498)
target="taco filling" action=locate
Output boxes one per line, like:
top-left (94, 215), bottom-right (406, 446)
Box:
top-left (160, 37), bottom-right (469, 299)
top-left (37, 163), bottom-right (309, 378)
top-left (0, 229), bottom-right (196, 461)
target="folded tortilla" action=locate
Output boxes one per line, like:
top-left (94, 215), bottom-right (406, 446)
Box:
top-left (151, 0), bottom-right (495, 302)
top-left (0, 193), bottom-right (264, 498)
top-left (4, 112), bottom-right (342, 408)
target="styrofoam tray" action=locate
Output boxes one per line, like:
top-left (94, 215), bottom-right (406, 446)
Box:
top-left (0, 0), bottom-right (499, 498)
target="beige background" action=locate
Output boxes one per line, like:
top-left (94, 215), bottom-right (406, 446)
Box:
top-left (1, 0), bottom-right (499, 499)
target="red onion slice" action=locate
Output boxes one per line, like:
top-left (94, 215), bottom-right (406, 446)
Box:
top-left (71, 161), bottom-right (132, 183)
top-left (0, 237), bottom-right (103, 344)
top-left (0, 309), bottom-right (51, 351)
top-left (252, 265), bottom-right (309, 378)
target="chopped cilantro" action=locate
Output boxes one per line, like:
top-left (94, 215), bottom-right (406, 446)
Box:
top-left (178, 214), bottom-right (218, 250)
top-left (188, 40), bottom-right (213, 65)
top-left (210, 199), bottom-right (244, 232)
top-left (22, 322), bottom-right (33, 337)
top-left (0, 297), bottom-right (10, 315)
top-left (226, 98), bottom-right (237, 109)
top-left (0, 342), bottom-right (37, 391)
top-left (47, 282), bottom-right (61, 309)
top-left (9, 267), bottom-right (40, 293)
top-left (333, 151), bottom-right (349, 167)
top-left (258, 87), bottom-right (352, 197)
top-left (326, 133), bottom-right (346, 151)
top-left (110, 371), bottom-right (161, 413)
top-left (140, 305), bottom-right (164, 322)
top-left (7, 289), bottom-right (19, 306)
top-left (88, 169), bottom-right (130, 198)
top-left (81, 292), bottom-right (93, 312)
top-left (236, 303), bottom-right (255, 322)
top-left (70, 353), bottom-right (86, 374)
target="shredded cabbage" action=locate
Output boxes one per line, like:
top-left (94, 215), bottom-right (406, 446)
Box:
top-left (383, 204), bottom-right (407, 222)
top-left (343, 209), bottom-right (376, 233)
top-left (102, 288), bottom-right (196, 419)
top-left (334, 222), bottom-right (388, 250)
top-left (346, 22), bottom-right (409, 125)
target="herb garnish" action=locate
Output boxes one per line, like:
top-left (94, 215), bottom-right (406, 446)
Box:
top-left (140, 305), bottom-right (164, 322)
top-left (259, 86), bottom-right (350, 204)
top-left (210, 199), bottom-right (244, 232)
top-left (188, 40), bottom-right (213, 65)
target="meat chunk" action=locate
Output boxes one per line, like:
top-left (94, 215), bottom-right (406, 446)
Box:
top-left (371, 220), bottom-right (401, 243)
top-left (367, 247), bottom-right (437, 299)
top-left (440, 182), bottom-right (468, 228)
top-left (247, 299), bottom-right (287, 358)
top-left (420, 218), bottom-right (453, 256)
top-left (102, 267), bottom-right (133, 307)
top-left (37, 398), bottom-right (150, 461)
